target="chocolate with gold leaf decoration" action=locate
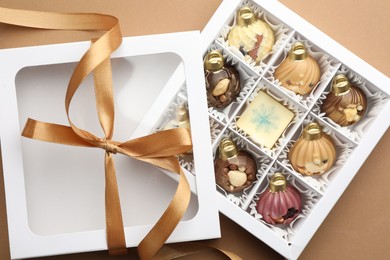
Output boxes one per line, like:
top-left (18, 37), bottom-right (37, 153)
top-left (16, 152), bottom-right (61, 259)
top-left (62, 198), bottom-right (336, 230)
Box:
top-left (321, 74), bottom-right (367, 126)
top-left (227, 6), bottom-right (274, 64)
top-left (204, 50), bottom-right (241, 108)
top-left (214, 138), bottom-right (257, 193)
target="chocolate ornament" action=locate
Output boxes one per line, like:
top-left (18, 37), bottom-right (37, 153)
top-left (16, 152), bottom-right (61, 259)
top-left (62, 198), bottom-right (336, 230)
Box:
top-left (288, 122), bottom-right (337, 176)
top-left (162, 104), bottom-right (190, 130)
top-left (214, 137), bottom-right (257, 193)
top-left (256, 173), bottom-right (302, 225)
top-left (321, 74), bottom-right (367, 126)
top-left (227, 6), bottom-right (274, 64)
top-left (162, 104), bottom-right (192, 153)
top-left (274, 41), bottom-right (321, 95)
top-left (204, 50), bottom-right (241, 108)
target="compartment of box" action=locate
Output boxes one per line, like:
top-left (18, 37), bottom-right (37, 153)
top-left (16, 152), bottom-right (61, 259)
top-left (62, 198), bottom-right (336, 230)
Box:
top-left (212, 129), bottom-right (271, 207)
top-left (154, 93), bottom-right (196, 174)
top-left (265, 32), bottom-right (340, 109)
top-left (247, 163), bottom-right (321, 242)
top-left (278, 113), bottom-right (356, 194)
top-left (230, 80), bottom-right (306, 158)
top-left (215, 0), bottom-right (292, 74)
top-left (204, 44), bottom-right (259, 123)
top-left (312, 65), bottom-right (390, 142)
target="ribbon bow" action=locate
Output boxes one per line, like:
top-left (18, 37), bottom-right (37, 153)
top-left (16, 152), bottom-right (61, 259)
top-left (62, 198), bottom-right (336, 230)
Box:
top-left (0, 6), bottom-right (191, 259)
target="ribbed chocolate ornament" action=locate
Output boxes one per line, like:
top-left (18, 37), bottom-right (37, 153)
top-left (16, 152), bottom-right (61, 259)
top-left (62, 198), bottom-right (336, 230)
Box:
top-left (321, 74), bottom-right (367, 126)
top-left (227, 6), bottom-right (274, 64)
top-left (288, 122), bottom-right (337, 176)
top-left (256, 173), bottom-right (302, 225)
top-left (214, 137), bottom-right (257, 193)
top-left (204, 50), bottom-right (241, 108)
top-left (274, 41), bottom-right (321, 95)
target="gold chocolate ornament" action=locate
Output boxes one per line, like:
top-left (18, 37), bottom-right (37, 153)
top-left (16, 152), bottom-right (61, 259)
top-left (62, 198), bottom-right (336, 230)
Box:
top-left (321, 74), bottom-right (367, 126)
top-left (204, 50), bottom-right (241, 108)
top-left (288, 122), bottom-right (337, 176)
top-left (274, 41), bottom-right (321, 95)
top-left (227, 6), bottom-right (275, 64)
top-left (214, 137), bottom-right (257, 193)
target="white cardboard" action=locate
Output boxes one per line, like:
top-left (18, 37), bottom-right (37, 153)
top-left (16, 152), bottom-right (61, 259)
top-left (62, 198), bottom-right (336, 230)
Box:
top-left (0, 31), bottom-right (220, 259)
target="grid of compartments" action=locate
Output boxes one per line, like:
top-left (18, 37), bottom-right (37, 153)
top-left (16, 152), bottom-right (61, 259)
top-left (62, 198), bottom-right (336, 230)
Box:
top-left (154, 0), bottom-right (389, 244)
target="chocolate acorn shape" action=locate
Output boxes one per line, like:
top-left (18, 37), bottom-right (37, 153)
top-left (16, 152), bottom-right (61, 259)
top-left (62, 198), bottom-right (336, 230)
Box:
top-left (288, 122), bottom-right (337, 176)
top-left (274, 41), bottom-right (321, 95)
top-left (321, 74), bottom-right (367, 126)
top-left (256, 173), bottom-right (302, 225)
top-left (227, 6), bottom-right (275, 63)
top-left (214, 137), bottom-right (257, 193)
top-left (204, 50), bottom-right (241, 108)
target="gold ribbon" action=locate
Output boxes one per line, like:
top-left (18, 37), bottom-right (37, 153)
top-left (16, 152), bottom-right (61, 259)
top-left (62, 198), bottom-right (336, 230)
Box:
top-left (0, 6), bottom-right (243, 260)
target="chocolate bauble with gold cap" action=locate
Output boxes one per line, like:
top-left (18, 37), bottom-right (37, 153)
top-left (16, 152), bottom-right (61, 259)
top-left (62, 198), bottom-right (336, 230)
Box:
top-left (256, 173), bottom-right (302, 225)
top-left (274, 41), bottom-right (321, 95)
top-left (288, 122), bottom-right (337, 176)
top-left (321, 74), bottom-right (367, 126)
top-left (227, 6), bottom-right (274, 64)
top-left (214, 137), bottom-right (257, 193)
top-left (204, 50), bottom-right (241, 108)
top-left (162, 104), bottom-right (192, 154)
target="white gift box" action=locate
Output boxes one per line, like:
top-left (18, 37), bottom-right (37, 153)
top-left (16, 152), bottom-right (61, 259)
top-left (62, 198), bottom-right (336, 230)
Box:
top-left (146, 0), bottom-right (388, 259)
top-left (0, 31), bottom-right (220, 259)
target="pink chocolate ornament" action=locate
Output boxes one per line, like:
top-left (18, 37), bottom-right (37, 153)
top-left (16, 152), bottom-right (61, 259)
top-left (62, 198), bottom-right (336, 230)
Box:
top-left (256, 173), bottom-right (302, 225)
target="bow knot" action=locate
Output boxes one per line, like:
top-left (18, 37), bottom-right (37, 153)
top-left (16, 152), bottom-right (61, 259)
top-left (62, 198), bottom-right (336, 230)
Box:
top-left (103, 139), bottom-right (118, 154)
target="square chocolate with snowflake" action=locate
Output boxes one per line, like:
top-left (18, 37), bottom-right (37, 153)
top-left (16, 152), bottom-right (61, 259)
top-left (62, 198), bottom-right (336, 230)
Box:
top-left (237, 91), bottom-right (294, 148)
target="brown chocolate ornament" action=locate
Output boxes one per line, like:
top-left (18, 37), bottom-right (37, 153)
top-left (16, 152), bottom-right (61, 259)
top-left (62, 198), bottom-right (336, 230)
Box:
top-left (204, 50), bottom-right (241, 108)
top-left (288, 122), bottom-right (337, 176)
top-left (274, 41), bottom-right (321, 95)
top-left (321, 74), bottom-right (367, 126)
top-left (215, 137), bottom-right (257, 193)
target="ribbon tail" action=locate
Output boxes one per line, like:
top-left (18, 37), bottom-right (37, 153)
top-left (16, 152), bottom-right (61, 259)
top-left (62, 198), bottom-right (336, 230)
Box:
top-left (0, 6), bottom-right (117, 30)
top-left (137, 167), bottom-right (190, 260)
top-left (104, 153), bottom-right (127, 255)
top-left (22, 118), bottom-right (95, 147)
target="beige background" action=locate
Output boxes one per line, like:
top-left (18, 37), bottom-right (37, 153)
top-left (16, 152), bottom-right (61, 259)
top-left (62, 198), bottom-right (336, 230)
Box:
top-left (0, 0), bottom-right (389, 259)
